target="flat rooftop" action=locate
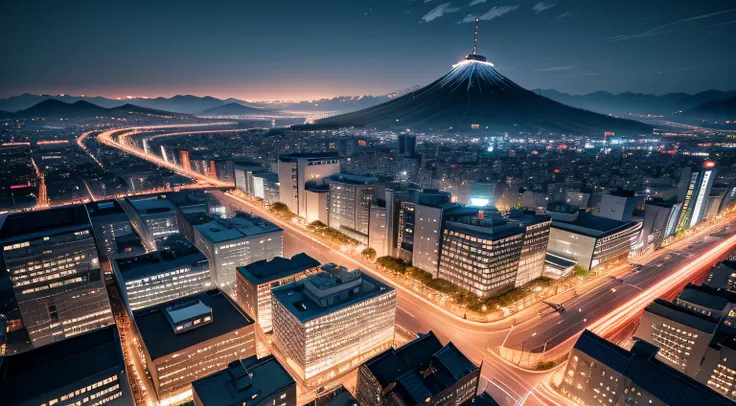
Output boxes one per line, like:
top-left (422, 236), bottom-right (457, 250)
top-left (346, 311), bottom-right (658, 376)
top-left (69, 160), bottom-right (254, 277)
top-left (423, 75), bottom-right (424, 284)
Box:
top-left (677, 283), bottom-right (736, 311)
top-left (278, 151), bottom-right (340, 162)
top-left (645, 299), bottom-right (719, 334)
top-left (551, 212), bottom-right (639, 238)
top-left (115, 236), bottom-right (206, 281)
top-left (195, 212), bottom-right (281, 243)
top-left (272, 270), bottom-right (393, 323)
top-left (86, 200), bottom-right (127, 218)
top-left (192, 355), bottom-right (295, 405)
top-left (308, 386), bottom-right (358, 406)
top-left (133, 290), bottom-right (253, 360)
top-left (0, 326), bottom-right (125, 405)
top-left (0, 205), bottom-right (91, 242)
top-left (237, 253), bottom-right (320, 285)
top-left (326, 173), bottom-right (378, 185)
top-left (444, 218), bottom-right (524, 241)
top-left (129, 197), bottom-right (178, 215)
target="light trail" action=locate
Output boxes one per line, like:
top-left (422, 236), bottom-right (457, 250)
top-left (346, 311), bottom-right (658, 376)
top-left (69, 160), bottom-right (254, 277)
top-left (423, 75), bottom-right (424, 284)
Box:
top-left (76, 130), bottom-right (105, 168)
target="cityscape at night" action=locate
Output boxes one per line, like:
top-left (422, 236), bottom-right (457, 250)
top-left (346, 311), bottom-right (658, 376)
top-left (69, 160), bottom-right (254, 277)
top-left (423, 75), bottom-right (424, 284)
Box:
top-left (2, 1), bottom-right (736, 405)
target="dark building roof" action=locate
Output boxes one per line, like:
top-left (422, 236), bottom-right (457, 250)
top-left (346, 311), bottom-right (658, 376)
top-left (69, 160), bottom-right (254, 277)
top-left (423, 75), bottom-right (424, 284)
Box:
top-left (278, 151), bottom-right (340, 161)
top-left (325, 173), bottom-right (377, 186)
top-left (644, 298), bottom-right (720, 334)
top-left (115, 236), bottom-right (207, 281)
top-left (678, 283), bottom-right (736, 311)
top-left (545, 253), bottom-right (577, 269)
top-left (192, 355), bottom-right (295, 406)
top-left (364, 331), bottom-right (479, 405)
top-left (573, 330), bottom-right (733, 406)
top-left (307, 386), bottom-right (358, 406)
top-left (460, 393), bottom-right (501, 406)
top-left (0, 326), bottom-right (125, 404)
top-left (0, 205), bottom-right (91, 242)
top-left (237, 253), bottom-right (320, 285)
top-left (133, 290), bottom-right (253, 360)
top-left (551, 212), bottom-right (639, 238)
top-left (86, 199), bottom-right (127, 217)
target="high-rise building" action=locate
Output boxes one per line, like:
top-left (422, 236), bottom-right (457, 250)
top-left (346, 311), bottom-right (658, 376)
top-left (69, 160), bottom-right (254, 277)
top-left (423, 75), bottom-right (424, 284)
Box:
top-left (132, 290), bottom-right (256, 400)
top-left (234, 160), bottom-right (266, 196)
top-left (235, 253), bottom-right (320, 333)
top-left (438, 214), bottom-right (525, 298)
top-left (547, 211), bottom-right (641, 270)
top-left (677, 162), bottom-right (718, 232)
top-left (368, 201), bottom-right (388, 257)
top-left (560, 330), bottom-right (732, 406)
top-left (193, 212), bottom-right (283, 296)
top-left (86, 200), bottom-right (136, 262)
top-left (252, 172), bottom-right (281, 203)
top-left (637, 199), bottom-right (682, 251)
top-left (180, 150), bottom-right (192, 170)
top-left (509, 211), bottom-right (551, 287)
top-left (326, 173), bottom-right (377, 244)
top-left (356, 331), bottom-right (480, 406)
top-left (113, 235), bottom-right (213, 311)
top-left (0, 206), bottom-right (114, 352)
top-left (278, 152), bottom-right (341, 217)
top-left (271, 265), bottom-right (396, 381)
top-left (192, 355), bottom-right (297, 406)
top-left (397, 134), bottom-right (416, 156)
top-left (0, 325), bottom-right (132, 406)
top-left (634, 298), bottom-right (719, 377)
top-left (129, 196), bottom-right (180, 240)
top-left (304, 183), bottom-right (330, 224)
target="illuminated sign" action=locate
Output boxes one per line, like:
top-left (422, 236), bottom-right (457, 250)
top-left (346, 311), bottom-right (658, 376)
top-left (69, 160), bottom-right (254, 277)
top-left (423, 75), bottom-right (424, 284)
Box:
top-left (704, 160), bottom-right (716, 169)
top-left (553, 169), bottom-right (561, 174)
top-left (470, 198), bottom-right (490, 207)
top-left (690, 170), bottom-right (712, 227)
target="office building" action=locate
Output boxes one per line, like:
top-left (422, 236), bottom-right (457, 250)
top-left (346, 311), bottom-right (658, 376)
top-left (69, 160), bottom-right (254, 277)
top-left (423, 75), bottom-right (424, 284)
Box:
top-left (677, 162), bottom-right (717, 232)
top-left (129, 196), bottom-right (180, 239)
top-left (0, 206), bottom-right (114, 351)
top-left (192, 355), bottom-right (297, 406)
top-left (547, 211), bottom-right (641, 271)
top-left (637, 199), bottom-right (682, 251)
top-left (304, 183), bottom-right (330, 224)
top-left (114, 235), bottom-right (213, 311)
top-left (706, 261), bottom-right (736, 291)
top-left (696, 330), bottom-right (736, 401)
top-left (132, 290), bottom-right (256, 400)
top-left (597, 189), bottom-right (644, 222)
top-left (369, 201), bottom-right (388, 257)
top-left (194, 212), bottom-right (283, 296)
top-left (326, 173), bottom-right (377, 244)
top-left (235, 253), bottom-right (320, 333)
top-left (676, 283), bottom-right (736, 327)
top-left (356, 331), bottom-right (480, 406)
top-left (0, 325), bottom-right (132, 406)
top-left (252, 171), bottom-right (281, 203)
top-left (278, 152), bottom-right (340, 217)
top-left (634, 298), bottom-right (719, 377)
top-left (438, 213), bottom-right (525, 298)
top-left (560, 330), bottom-right (732, 406)
top-left (86, 200), bottom-right (136, 261)
top-left (180, 150), bottom-right (192, 170)
top-left (307, 386), bottom-right (358, 406)
top-left (233, 160), bottom-right (266, 196)
top-left (397, 134), bottom-right (416, 156)
top-left (509, 211), bottom-right (551, 287)
top-left (543, 253), bottom-right (577, 279)
top-left (271, 265), bottom-right (396, 381)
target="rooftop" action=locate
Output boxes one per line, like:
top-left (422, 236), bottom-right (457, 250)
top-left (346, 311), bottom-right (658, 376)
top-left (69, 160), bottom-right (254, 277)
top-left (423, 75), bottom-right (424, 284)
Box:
top-left (237, 253), bottom-right (320, 285)
top-left (644, 299), bottom-right (720, 334)
top-left (573, 330), bottom-right (733, 406)
top-left (677, 283), bottom-right (736, 311)
top-left (279, 151), bottom-right (340, 162)
top-left (192, 355), bottom-right (295, 406)
top-left (133, 290), bottom-right (253, 360)
top-left (307, 386), bottom-right (358, 406)
top-left (272, 268), bottom-right (393, 323)
top-left (0, 205), bottom-right (91, 242)
top-left (0, 326), bottom-right (125, 404)
top-left (364, 331), bottom-right (479, 405)
top-left (195, 212), bottom-right (281, 243)
top-left (86, 200), bottom-right (127, 218)
top-left (325, 173), bottom-right (378, 186)
top-left (551, 212), bottom-right (640, 238)
top-left (545, 253), bottom-right (577, 269)
top-left (444, 218), bottom-right (524, 241)
top-left (706, 261), bottom-right (736, 290)
top-left (129, 196), bottom-right (178, 215)
top-left (115, 236), bottom-right (207, 281)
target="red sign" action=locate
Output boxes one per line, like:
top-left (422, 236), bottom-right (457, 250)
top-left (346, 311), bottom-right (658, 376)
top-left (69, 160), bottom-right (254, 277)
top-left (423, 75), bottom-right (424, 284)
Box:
top-left (704, 160), bottom-right (716, 169)
top-left (553, 169), bottom-right (561, 174)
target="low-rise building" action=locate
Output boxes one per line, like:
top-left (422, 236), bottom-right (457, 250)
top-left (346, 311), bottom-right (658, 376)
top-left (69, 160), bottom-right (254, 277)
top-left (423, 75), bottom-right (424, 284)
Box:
top-left (560, 330), bottom-right (732, 406)
top-left (129, 196), bottom-right (181, 240)
top-left (271, 265), bottom-right (396, 381)
top-left (306, 386), bottom-right (358, 406)
top-left (192, 355), bottom-right (297, 406)
top-left (356, 331), bottom-right (480, 406)
top-left (252, 172), bottom-right (281, 203)
top-left (634, 298), bottom-right (719, 377)
top-left (676, 283), bottom-right (736, 327)
top-left (114, 235), bottom-right (213, 311)
top-left (696, 330), bottom-right (736, 401)
top-left (0, 325), bottom-right (132, 406)
top-left (235, 253), bottom-right (320, 333)
top-left (132, 290), bottom-right (256, 400)
top-left (706, 261), bottom-right (736, 292)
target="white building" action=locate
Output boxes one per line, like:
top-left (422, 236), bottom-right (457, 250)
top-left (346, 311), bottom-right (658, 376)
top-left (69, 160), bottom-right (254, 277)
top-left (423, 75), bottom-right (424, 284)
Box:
top-left (278, 153), bottom-right (340, 217)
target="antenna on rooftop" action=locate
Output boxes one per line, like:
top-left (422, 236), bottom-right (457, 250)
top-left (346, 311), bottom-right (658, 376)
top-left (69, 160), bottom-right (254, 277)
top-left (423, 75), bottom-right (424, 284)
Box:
top-left (473, 17), bottom-right (479, 55)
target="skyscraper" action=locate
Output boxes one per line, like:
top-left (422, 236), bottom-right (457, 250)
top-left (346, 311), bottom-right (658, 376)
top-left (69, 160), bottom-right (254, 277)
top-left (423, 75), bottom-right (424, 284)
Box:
top-left (277, 152), bottom-right (340, 217)
top-left (0, 206), bottom-right (114, 352)
top-left (325, 173), bottom-right (377, 244)
top-left (397, 133), bottom-right (416, 156)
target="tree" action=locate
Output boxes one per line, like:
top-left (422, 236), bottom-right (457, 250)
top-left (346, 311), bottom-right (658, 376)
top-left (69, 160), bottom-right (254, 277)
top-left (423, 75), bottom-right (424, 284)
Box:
top-left (361, 247), bottom-right (377, 261)
top-left (269, 202), bottom-right (295, 219)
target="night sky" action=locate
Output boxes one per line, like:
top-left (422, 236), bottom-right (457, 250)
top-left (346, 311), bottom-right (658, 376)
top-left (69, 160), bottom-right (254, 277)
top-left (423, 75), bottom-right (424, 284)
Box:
top-left (2, 0), bottom-right (735, 100)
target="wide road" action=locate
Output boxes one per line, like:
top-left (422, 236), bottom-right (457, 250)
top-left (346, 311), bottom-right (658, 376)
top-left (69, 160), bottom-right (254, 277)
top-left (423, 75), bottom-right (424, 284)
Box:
top-left (100, 124), bottom-right (736, 406)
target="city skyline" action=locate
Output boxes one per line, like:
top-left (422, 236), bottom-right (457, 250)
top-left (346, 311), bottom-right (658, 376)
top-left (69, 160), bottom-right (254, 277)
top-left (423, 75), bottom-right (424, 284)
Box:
top-left (2, 0), bottom-right (736, 100)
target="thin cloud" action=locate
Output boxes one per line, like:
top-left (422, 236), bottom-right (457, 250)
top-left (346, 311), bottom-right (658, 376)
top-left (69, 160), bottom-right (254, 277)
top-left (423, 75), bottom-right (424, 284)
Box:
top-left (566, 72), bottom-right (604, 78)
top-left (610, 8), bottom-right (736, 41)
top-left (643, 63), bottom-right (727, 75)
top-left (421, 2), bottom-right (461, 22)
top-left (469, 0), bottom-right (487, 6)
top-left (532, 2), bottom-right (556, 14)
top-left (709, 19), bottom-right (736, 28)
top-left (537, 65), bottom-right (577, 72)
top-left (551, 10), bottom-right (572, 22)
top-left (459, 5), bottom-right (520, 23)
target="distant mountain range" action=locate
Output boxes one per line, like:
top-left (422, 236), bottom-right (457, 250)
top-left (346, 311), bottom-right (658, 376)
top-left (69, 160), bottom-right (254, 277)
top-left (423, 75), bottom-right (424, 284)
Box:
top-left (199, 102), bottom-right (272, 116)
top-left (682, 95), bottom-right (736, 121)
top-left (11, 99), bottom-right (185, 118)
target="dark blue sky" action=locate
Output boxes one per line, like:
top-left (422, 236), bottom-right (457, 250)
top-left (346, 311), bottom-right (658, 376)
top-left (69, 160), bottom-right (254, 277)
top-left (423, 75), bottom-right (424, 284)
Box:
top-left (2, 0), bottom-right (735, 100)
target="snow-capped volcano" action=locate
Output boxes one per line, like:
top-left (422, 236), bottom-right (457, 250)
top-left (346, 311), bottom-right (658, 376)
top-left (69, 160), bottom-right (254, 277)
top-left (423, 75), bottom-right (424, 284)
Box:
top-left (314, 58), bottom-right (652, 134)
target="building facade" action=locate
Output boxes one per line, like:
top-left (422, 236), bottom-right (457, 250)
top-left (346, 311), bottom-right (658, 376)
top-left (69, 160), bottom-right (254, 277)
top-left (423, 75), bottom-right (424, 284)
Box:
top-left (326, 173), bottom-right (377, 244)
top-left (277, 153), bottom-right (340, 217)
